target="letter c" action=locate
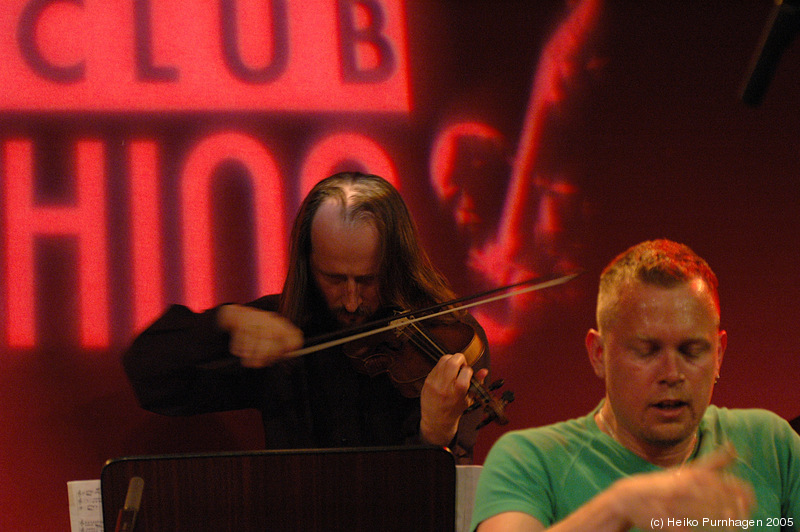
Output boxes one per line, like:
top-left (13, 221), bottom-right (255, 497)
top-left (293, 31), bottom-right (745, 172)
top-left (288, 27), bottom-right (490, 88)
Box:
top-left (18, 0), bottom-right (85, 83)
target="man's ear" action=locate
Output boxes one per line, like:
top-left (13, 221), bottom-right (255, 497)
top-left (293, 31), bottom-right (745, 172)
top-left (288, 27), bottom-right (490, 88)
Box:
top-left (586, 329), bottom-right (606, 379)
top-left (715, 329), bottom-right (727, 378)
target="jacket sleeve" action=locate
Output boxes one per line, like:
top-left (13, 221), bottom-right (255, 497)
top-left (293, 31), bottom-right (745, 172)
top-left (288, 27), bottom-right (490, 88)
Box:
top-left (121, 299), bottom-right (274, 416)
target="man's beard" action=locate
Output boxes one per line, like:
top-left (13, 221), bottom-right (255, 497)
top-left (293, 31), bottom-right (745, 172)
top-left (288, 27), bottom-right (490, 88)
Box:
top-left (332, 306), bottom-right (376, 327)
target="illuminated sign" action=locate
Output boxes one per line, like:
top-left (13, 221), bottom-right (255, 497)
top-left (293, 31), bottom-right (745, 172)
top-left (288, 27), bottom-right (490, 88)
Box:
top-left (1, 0), bottom-right (409, 350)
top-left (1, 0), bottom-right (598, 352)
top-left (0, 0), bottom-right (410, 111)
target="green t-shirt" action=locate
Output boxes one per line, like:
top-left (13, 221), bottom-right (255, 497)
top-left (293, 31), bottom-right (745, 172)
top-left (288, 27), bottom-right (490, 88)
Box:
top-left (470, 404), bottom-right (800, 531)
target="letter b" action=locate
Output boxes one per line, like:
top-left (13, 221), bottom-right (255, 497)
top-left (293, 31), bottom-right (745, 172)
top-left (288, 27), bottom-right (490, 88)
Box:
top-left (337, 0), bottom-right (396, 82)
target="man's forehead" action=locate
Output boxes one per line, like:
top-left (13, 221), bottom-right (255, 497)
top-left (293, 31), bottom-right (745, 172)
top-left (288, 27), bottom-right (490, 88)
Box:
top-left (621, 277), bottom-right (713, 302)
top-left (312, 198), bottom-right (345, 225)
top-left (599, 278), bottom-right (719, 329)
top-left (606, 276), bottom-right (712, 300)
top-left (313, 201), bottom-right (368, 236)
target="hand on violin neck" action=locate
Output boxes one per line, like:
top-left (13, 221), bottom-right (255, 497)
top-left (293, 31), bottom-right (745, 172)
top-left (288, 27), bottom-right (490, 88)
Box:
top-left (419, 353), bottom-right (489, 447)
top-left (217, 304), bottom-right (304, 368)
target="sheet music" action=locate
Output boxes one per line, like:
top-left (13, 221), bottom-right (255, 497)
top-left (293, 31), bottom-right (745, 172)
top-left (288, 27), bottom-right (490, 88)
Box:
top-left (67, 479), bottom-right (103, 532)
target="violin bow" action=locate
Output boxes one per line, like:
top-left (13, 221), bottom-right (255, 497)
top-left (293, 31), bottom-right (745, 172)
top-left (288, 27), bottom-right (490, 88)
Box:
top-left (290, 270), bottom-right (582, 357)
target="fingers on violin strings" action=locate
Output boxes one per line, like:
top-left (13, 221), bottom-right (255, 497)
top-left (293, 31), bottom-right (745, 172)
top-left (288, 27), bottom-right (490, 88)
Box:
top-left (473, 367), bottom-right (489, 385)
top-left (453, 358), bottom-right (474, 395)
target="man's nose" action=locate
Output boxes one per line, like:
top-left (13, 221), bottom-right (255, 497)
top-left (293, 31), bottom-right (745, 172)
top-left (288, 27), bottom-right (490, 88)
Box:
top-left (343, 278), bottom-right (361, 312)
top-left (660, 351), bottom-right (685, 385)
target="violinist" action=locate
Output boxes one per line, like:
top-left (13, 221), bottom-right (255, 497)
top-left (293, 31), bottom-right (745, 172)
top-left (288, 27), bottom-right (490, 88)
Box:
top-left (123, 171), bottom-right (490, 462)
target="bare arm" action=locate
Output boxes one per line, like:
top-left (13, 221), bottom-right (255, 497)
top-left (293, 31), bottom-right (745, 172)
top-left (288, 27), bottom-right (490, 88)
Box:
top-left (477, 512), bottom-right (546, 532)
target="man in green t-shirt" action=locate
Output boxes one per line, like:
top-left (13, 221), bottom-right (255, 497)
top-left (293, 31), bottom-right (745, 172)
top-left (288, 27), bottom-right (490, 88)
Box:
top-left (472, 239), bottom-right (800, 531)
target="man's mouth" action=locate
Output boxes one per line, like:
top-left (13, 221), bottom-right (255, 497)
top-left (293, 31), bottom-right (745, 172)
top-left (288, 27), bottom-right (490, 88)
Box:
top-left (337, 313), bottom-right (364, 325)
top-left (335, 308), bottom-right (372, 326)
top-left (652, 399), bottom-right (689, 411)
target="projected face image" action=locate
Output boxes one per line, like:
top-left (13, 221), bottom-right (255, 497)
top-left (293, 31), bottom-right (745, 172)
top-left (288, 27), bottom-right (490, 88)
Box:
top-left (428, 0), bottom-right (603, 345)
top-left (430, 124), bottom-right (510, 243)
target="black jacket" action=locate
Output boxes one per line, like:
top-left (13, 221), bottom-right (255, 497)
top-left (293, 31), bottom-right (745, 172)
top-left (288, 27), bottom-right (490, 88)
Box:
top-left (123, 295), bottom-right (489, 462)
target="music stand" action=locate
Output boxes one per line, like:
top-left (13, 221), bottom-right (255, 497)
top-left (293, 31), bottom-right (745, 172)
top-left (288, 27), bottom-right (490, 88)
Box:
top-left (101, 445), bottom-right (456, 532)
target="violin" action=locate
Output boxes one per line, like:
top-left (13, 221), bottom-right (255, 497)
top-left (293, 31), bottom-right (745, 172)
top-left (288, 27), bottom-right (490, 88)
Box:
top-left (291, 272), bottom-right (580, 429)
top-left (343, 311), bottom-right (514, 429)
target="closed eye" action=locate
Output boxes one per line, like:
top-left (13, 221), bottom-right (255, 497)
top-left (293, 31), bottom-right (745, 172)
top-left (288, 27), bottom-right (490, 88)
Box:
top-left (321, 273), bottom-right (347, 284)
top-left (354, 275), bottom-right (377, 286)
top-left (679, 340), bottom-right (712, 359)
top-left (629, 340), bottom-right (660, 358)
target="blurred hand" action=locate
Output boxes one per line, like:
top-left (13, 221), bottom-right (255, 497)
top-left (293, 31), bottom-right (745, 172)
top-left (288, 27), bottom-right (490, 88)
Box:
top-left (217, 304), bottom-right (304, 368)
top-left (617, 443), bottom-right (755, 532)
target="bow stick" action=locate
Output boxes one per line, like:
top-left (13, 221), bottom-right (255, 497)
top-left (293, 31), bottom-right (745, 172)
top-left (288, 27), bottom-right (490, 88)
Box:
top-left (290, 270), bottom-right (582, 357)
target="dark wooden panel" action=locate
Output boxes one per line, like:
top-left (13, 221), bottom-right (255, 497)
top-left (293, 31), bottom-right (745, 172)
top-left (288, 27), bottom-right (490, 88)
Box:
top-left (101, 446), bottom-right (455, 532)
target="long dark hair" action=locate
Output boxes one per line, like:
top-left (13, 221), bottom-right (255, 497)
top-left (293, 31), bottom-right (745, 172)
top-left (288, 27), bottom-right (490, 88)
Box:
top-left (279, 172), bottom-right (455, 327)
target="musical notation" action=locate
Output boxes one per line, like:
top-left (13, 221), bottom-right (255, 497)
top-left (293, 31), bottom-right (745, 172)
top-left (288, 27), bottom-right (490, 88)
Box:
top-left (67, 479), bottom-right (103, 532)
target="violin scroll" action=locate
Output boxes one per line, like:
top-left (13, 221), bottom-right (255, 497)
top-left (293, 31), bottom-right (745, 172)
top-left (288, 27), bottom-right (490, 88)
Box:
top-left (467, 378), bottom-right (514, 429)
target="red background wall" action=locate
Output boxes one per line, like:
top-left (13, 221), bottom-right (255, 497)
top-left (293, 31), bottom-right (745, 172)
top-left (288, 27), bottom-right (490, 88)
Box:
top-left (2, 1), bottom-right (800, 529)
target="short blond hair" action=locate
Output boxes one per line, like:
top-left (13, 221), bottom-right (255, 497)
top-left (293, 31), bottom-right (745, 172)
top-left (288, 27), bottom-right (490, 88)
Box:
top-left (596, 239), bottom-right (720, 330)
